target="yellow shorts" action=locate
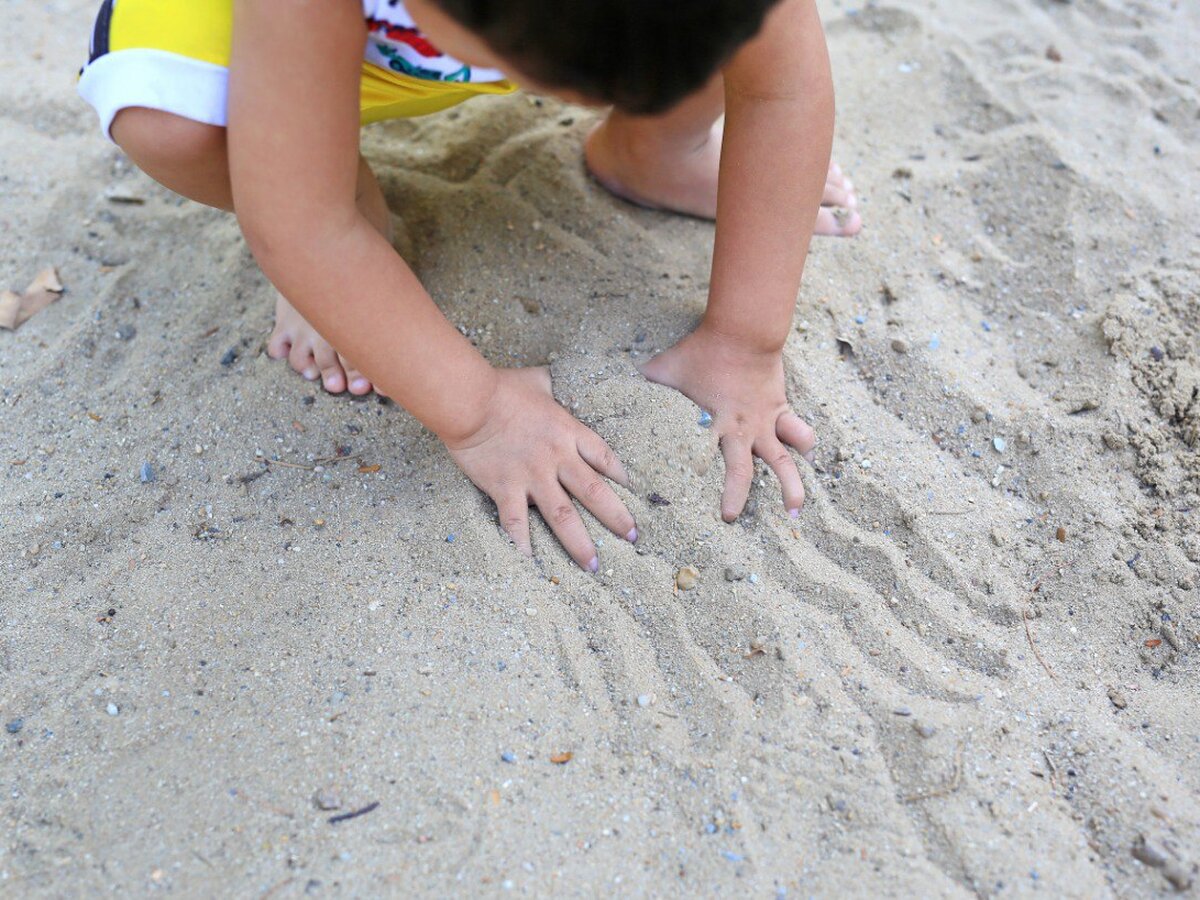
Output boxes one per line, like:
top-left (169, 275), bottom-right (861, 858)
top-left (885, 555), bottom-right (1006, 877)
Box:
top-left (77, 0), bottom-right (518, 138)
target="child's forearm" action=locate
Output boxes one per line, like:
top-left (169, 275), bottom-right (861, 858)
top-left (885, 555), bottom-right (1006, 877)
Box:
top-left (245, 217), bottom-right (497, 443)
top-left (705, 0), bottom-right (834, 353)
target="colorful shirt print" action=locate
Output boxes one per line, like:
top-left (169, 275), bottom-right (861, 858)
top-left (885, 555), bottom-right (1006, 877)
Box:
top-left (361, 0), bottom-right (506, 84)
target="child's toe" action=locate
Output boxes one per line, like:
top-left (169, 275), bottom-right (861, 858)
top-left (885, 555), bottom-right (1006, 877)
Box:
top-left (340, 357), bottom-right (372, 396)
top-left (313, 344), bottom-right (347, 394)
top-left (287, 343), bottom-right (319, 381)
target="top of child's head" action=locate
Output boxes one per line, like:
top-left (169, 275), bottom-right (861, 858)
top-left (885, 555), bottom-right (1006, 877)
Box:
top-left (409, 0), bottom-right (785, 114)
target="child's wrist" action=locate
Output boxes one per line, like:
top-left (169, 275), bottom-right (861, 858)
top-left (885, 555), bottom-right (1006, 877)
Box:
top-left (694, 318), bottom-right (785, 358)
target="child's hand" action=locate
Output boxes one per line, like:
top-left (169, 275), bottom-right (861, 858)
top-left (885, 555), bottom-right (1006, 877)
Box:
top-left (640, 326), bottom-right (816, 522)
top-left (445, 367), bottom-right (638, 571)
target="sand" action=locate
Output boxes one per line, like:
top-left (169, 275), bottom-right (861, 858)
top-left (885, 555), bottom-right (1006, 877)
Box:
top-left (2, 0), bottom-right (1199, 895)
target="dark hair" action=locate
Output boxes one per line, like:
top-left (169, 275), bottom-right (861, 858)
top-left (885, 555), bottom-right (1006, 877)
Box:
top-left (431, 0), bottom-right (784, 115)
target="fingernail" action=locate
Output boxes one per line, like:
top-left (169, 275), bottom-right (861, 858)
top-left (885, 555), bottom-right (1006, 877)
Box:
top-left (788, 508), bottom-right (800, 519)
top-left (587, 556), bottom-right (599, 573)
top-left (626, 528), bottom-right (639, 543)
top-left (803, 450), bottom-right (816, 465)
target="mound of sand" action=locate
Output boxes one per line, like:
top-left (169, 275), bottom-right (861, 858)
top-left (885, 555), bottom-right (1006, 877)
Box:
top-left (2, 0), bottom-right (1197, 894)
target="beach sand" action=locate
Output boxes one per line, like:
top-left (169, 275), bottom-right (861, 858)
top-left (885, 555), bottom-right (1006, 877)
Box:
top-left (2, 0), bottom-right (1198, 895)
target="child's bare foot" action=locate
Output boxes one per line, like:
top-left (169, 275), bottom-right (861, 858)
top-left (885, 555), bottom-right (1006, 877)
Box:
top-left (585, 120), bottom-right (862, 237)
top-left (266, 296), bottom-right (374, 396)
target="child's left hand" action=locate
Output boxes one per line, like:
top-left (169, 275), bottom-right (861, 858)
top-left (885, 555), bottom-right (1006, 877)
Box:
top-left (641, 324), bottom-right (816, 523)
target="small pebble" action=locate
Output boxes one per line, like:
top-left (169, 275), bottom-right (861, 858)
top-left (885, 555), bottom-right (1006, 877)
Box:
top-left (724, 567), bottom-right (748, 582)
top-left (721, 850), bottom-right (745, 863)
top-left (220, 347), bottom-right (238, 367)
top-left (116, 324), bottom-right (136, 341)
top-left (676, 566), bottom-right (701, 591)
top-left (993, 437), bottom-right (1007, 453)
top-left (854, 314), bottom-right (867, 325)
top-left (890, 338), bottom-right (910, 354)
top-left (893, 707), bottom-right (913, 717)
top-left (698, 410), bottom-right (713, 429)
top-left (446, 534), bottom-right (456, 543)
top-left (106, 703), bottom-right (119, 716)
top-left (139, 461), bottom-right (156, 483)
top-left (637, 694), bottom-right (655, 708)
top-left (748, 573), bottom-right (760, 585)
top-left (312, 790), bottom-right (342, 811)
top-left (525, 607), bottom-right (537, 616)
top-left (501, 751), bottom-right (517, 764)
top-left (5, 718), bottom-right (22, 735)
top-left (913, 722), bottom-right (937, 739)
top-left (928, 333), bottom-right (941, 350)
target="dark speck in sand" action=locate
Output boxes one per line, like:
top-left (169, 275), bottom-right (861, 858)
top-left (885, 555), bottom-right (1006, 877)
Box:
top-left (648, 492), bottom-right (672, 506)
top-left (220, 347), bottom-right (238, 367)
top-left (5, 718), bottom-right (22, 734)
top-left (1150, 346), bottom-right (1164, 362)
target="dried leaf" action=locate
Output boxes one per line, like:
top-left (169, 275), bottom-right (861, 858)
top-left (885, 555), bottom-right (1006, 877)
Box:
top-left (1, 267), bottom-right (64, 330)
top-left (1056, 526), bottom-right (1067, 543)
top-left (1145, 639), bottom-right (1162, 648)
top-left (549, 752), bottom-right (573, 765)
top-left (29, 268), bottom-right (63, 294)
top-left (358, 464), bottom-right (382, 474)
top-left (0, 291), bottom-right (20, 330)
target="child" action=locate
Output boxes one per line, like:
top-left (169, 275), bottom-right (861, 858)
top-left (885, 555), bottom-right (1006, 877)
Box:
top-left (77, 0), bottom-right (861, 572)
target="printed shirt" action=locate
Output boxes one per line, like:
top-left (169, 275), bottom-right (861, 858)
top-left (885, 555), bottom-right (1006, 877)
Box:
top-left (361, 0), bottom-right (507, 84)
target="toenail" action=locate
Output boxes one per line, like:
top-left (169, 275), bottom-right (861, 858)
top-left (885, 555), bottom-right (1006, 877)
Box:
top-left (351, 378), bottom-right (370, 392)
top-left (303, 368), bottom-right (319, 381)
top-left (626, 527), bottom-right (639, 543)
top-left (788, 508), bottom-right (801, 519)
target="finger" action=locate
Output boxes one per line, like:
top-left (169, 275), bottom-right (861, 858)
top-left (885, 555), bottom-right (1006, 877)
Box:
top-left (756, 438), bottom-right (806, 517)
top-left (496, 494), bottom-right (532, 557)
top-left (532, 485), bottom-right (599, 573)
top-left (776, 411), bottom-right (817, 465)
top-left (576, 431), bottom-right (630, 488)
top-left (719, 437), bottom-right (755, 523)
top-left (560, 461), bottom-right (638, 543)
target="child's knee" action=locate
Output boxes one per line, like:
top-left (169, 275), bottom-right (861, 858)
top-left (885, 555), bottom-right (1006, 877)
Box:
top-left (110, 108), bottom-right (226, 171)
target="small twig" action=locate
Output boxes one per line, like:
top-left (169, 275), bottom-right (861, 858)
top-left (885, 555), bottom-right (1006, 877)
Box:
top-left (260, 876), bottom-right (294, 899)
top-left (329, 801), bottom-right (379, 825)
top-left (1022, 581), bottom-right (1056, 679)
top-left (261, 454), bottom-right (360, 472)
top-left (903, 744), bottom-right (965, 803)
top-left (1042, 748), bottom-right (1058, 788)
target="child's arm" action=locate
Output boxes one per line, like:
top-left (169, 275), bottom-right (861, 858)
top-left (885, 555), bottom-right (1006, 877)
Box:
top-left (227, 0), bottom-right (636, 569)
top-left (640, 0), bottom-right (832, 521)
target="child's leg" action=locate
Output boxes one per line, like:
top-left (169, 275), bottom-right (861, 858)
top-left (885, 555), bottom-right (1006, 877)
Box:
top-left (584, 74), bottom-right (861, 237)
top-left (111, 106), bottom-right (390, 395)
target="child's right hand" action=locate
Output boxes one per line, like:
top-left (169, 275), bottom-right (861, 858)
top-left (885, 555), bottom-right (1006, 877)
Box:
top-left (444, 367), bottom-right (638, 571)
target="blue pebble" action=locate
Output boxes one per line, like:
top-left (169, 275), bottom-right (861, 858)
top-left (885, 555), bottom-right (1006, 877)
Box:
top-left (139, 462), bottom-right (155, 483)
top-left (698, 410), bottom-right (713, 428)
top-left (705, 823), bottom-right (717, 834)
top-left (501, 751), bottom-right (516, 763)
top-left (981, 320), bottom-right (992, 332)
top-left (929, 333), bottom-right (941, 350)
top-left (5, 718), bottom-right (22, 734)
top-left (721, 850), bottom-right (745, 863)
top-left (446, 534), bottom-right (456, 543)
top-left (971, 450), bottom-right (982, 458)
top-left (854, 314), bottom-right (867, 325)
